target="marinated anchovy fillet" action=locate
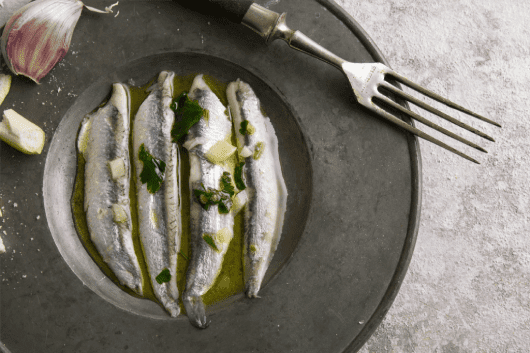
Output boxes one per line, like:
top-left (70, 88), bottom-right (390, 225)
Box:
top-left (183, 75), bottom-right (235, 328)
top-left (79, 83), bottom-right (143, 295)
top-left (227, 80), bottom-right (288, 298)
top-left (133, 71), bottom-right (181, 317)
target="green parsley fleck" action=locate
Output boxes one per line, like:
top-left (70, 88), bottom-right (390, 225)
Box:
top-left (193, 177), bottom-right (233, 214)
top-left (202, 233), bottom-right (220, 252)
top-left (171, 92), bottom-right (207, 142)
top-left (155, 268), bottom-right (171, 284)
top-left (234, 162), bottom-right (246, 191)
top-left (220, 172), bottom-right (235, 197)
top-left (139, 144), bottom-right (166, 194)
top-left (239, 120), bottom-right (255, 135)
top-left (179, 251), bottom-right (189, 261)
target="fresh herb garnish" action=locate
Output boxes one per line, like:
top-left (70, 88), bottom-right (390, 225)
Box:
top-left (179, 250), bottom-right (189, 260)
top-left (193, 173), bottom-right (235, 214)
top-left (155, 268), bottom-right (171, 284)
top-left (193, 185), bottom-right (232, 214)
top-left (239, 120), bottom-right (255, 135)
top-left (193, 186), bottom-right (216, 211)
top-left (234, 162), bottom-right (246, 191)
top-left (220, 172), bottom-right (235, 197)
top-left (171, 92), bottom-right (207, 142)
top-left (139, 144), bottom-right (166, 194)
top-left (202, 233), bottom-right (220, 252)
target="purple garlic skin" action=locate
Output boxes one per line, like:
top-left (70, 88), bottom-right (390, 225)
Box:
top-left (1, 0), bottom-right (118, 83)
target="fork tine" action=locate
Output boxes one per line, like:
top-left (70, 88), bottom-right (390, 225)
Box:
top-left (369, 103), bottom-right (480, 164)
top-left (375, 95), bottom-right (488, 153)
top-left (388, 72), bottom-right (502, 128)
top-left (380, 81), bottom-right (495, 142)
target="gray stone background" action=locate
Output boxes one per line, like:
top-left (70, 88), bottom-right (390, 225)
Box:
top-left (335, 0), bottom-right (529, 352)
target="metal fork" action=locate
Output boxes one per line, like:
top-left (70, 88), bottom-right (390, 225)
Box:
top-left (239, 3), bottom-right (501, 164)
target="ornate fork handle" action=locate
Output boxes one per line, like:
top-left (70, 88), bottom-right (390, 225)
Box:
top-left (242, 5), bottom-right (346, 70)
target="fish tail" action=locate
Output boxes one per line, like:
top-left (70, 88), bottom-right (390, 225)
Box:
top-left (183, 293), bottom-right (210, 329)
top-left (161, 298), bottom-right (180, 318)
top-left (246, 278), bottom-right (262, 299)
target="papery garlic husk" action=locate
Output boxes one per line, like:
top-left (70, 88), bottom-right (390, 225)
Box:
top-left (1, 0), bottom-right (117, 83)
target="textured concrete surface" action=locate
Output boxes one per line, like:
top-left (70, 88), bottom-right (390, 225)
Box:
top-left (335, 0), bottom-right (529, 352)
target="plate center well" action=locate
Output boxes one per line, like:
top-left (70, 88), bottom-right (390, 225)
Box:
top-left (43, 52), bottom-right (313, 319)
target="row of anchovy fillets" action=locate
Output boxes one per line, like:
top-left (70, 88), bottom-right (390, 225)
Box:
top-left (77, 72), bottom-right (288, 328)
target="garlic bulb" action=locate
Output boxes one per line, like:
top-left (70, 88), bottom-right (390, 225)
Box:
top-left (1, 0), bottom-right (118, 83)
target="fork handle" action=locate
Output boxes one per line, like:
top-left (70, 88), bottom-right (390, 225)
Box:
top-left (266, 15), bottom-right (346, 70)
top-left (243, 4), bottom-right (346, 69)
top-left (175, 0), bottom-right (346, 70)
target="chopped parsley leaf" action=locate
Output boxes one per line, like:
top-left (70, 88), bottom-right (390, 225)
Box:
top-left (239, 120), bottom-right (255, 135)
top-left (155, 268), bottom-right (171, 284)
top-left (179, 251), bottom-right (189, 260)
top-left (234, 162), bottom-right (246, 191)
top-left (202, 233), bottom-right (220, 252)
top-left (171, 92), bottom-right (206, 142)
top-left (220, 172), bottom-right (235, 197)
top-left (217, 201), bottom-right (230, 214)
top-left (193, 177), bottom-right (233, 214)
top-left (139, 144), bottom-right (166, 194)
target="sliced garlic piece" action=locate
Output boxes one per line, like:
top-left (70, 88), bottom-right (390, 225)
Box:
top-left (205, 140), bottom-right (237, 164)
top-left (0, 109), bottom-right (45, 154)
top-left (231, 190), bottom-right (248, 215)
top-left (108, 157), bottom-right (126, 180)
top-left (239, 146), bottom-right (252, 158)
top-left (215, 227), bottom-right (233, 245)
top-left (112, 204), bottom-right (127, 223)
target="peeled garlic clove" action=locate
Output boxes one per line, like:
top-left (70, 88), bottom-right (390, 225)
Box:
top-left (1, 0), bottom-right (118, 83)
top-left (205, 140), bottom-right (237, 164)
top-left (0, 109), bottom-right (45, 154)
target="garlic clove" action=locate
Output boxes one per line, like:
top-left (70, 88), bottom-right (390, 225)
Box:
top-left (1, 0), bottom-right (83, 83)
top-left (1, 0), bottom-right (118, 83)
top-left (0, 109), bottom-right (45, 154)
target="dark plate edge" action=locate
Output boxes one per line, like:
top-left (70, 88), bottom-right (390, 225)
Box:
top-left (315, 1), bottom-right (423, 352)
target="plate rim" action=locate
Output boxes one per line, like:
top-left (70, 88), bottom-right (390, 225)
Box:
top-left (317, 1), bottom-right (423, 351)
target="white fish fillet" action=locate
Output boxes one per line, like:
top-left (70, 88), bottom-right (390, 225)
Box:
top-left (227, 79), bottom-right (288, 298)
top-left (182, 74), bottom-right (235, 328)
top-left (79, 83), bottom-right (143, 295)
top-left (133, 71), bottom-right (181, 317)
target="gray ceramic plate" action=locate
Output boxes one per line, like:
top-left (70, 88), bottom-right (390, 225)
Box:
top-left (1, 0), bottom-right (421, 352)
